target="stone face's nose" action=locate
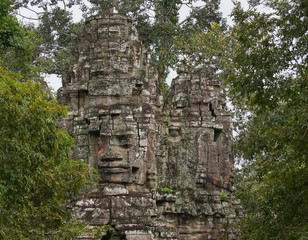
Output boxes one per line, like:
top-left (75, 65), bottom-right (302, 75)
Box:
top-left (99, 145), bottom-right (123, 162)
top-left (98, 142), bottom-right (130, 184)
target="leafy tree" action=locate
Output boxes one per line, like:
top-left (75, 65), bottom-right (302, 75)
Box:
top-left (223, 1), bottom-right (308, 239)
top-left (0, 66), bottom-right (93, 239)
top-left (0, 0), bottom-right (37, 77)
top-left (14, 0), bottom-right (226, 82)
top-left (35, 7), bottom-right (85, 75)
top-left (112, 0), bottom-right (227, 81)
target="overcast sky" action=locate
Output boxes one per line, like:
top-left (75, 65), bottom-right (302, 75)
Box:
top-left (41, 0), bottom-right (249, 91)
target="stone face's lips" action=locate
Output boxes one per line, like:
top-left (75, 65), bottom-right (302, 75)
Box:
top-left (100, 167), bottom-right (129, 173)
top-left (98, 161), bottom-right (130, 168)
top-left (99, 156), bottom-right (123, 161)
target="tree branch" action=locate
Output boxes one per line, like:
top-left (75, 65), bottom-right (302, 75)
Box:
top-left (178, 5), bottom-right (206, 26)
top-left (16, 13), bottom-right (39, 21)
top-left (23, 6), bottom-right (43, 15)
top-left (62, 0), bottom-right (67, 12)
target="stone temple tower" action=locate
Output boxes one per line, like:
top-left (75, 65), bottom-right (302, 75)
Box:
top-left (58, 12), bottom-right (243, 240)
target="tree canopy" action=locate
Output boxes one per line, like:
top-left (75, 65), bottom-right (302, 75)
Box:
top-left (0, 2), bottom-right (94, 237)
top-left (225, 1), bottom-right (308, 239)
top-left (0, 66), bottom-right (93, 239)
top-left (13, 0), bottom-right (227, 80)
top-left (0, 0), bottom-right (37, 77)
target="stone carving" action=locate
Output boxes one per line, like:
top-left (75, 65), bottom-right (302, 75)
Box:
top-left (58, 13), bottom-right (243, 240)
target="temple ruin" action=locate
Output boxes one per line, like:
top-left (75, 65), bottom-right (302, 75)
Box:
top-left (58, 13), bottom-right (243, 240)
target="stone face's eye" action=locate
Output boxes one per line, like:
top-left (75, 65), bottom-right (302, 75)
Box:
top-left (169, 129), bottom-right (180, 137)
top-left (169, 127), bottom-right (180, 138)
top-left (115, 135), bottom-right (132, 148)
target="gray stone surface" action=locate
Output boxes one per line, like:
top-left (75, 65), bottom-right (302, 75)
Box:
top-left (58, 12), bottom-right (243, 240)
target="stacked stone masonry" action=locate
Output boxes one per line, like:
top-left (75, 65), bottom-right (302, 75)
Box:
top-left (58, 13), bottom-right (243, 240)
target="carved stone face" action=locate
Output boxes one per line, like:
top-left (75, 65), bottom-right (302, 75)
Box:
top-left (96, 104), bottom-right (153, 186)
top-left (98, 133), bottom-right (133, 183)
top-left (58, 14), bottom-right (241, 239)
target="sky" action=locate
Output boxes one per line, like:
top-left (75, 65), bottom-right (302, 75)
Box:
top-left (40, 0), bottom-right (249, 91)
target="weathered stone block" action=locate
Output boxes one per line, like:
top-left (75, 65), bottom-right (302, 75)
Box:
top-left (58, 12), bottom-right (243, 240)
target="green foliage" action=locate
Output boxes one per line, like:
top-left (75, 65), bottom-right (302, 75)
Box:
top-left (220, 191), bottom-right (229, 199)
top-left (4, 0), bottom-right (231, 92)
top-left (162, 0), bottom-right (227, 71)
top-left (224, 1), bottom-right (308, 239)
top-left (0, 67), bottom-right (93, 239)
top-left (36, 8), bottom-right (85, 75)
top-left (11, 0), bottom-right (227, 82)
top-left (0, 0), bottom-right (38, 77)
top-left (0, 0), bottom-right (18, 50)
top-left (163, 118), bottom-right (170, 126)
top-left (102, 224), bottom-right (115, 234)
top-left (161, 187), bottom-right (174, 194)
top-left (7, 0), bottom-right (86, 76)
top-left (90, 224), bottom-right (115, 239)
top-left (101, 224), bottom-right (115, 239)
top-left (167, 21), bottom-right (229, 71)
top-left (228, 1), bottom-right (307, 113)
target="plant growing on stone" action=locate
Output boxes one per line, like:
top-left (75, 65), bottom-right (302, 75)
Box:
top-left (220, 191), bottom-right (229, 201)
top-left (163, 118), bottom-right (170, 126)
top-left (161, 187), bottom-right (174, 194)
top-left (94, 224), bottom-right (115, 239)
top-left (102, 224), bottom-right (115, 234)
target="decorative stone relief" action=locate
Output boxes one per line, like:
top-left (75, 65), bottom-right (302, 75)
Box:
top-left (58, 12), bottom-right (243, 240)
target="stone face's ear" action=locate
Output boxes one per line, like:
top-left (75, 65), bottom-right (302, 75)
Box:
top-left (97, 136), bottom-right (108, 158)
top-left (146, 168), bottom-right (157, 189)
